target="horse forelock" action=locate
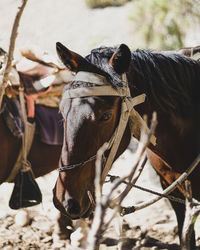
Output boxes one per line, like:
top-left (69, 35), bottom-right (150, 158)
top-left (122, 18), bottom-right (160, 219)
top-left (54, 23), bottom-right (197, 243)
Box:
top-left (85, 46), bottom-right (123, 87)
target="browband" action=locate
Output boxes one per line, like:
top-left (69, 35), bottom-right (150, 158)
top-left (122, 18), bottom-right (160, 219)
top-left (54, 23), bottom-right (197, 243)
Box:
top-left (63, 71), bottom-right (138, 100)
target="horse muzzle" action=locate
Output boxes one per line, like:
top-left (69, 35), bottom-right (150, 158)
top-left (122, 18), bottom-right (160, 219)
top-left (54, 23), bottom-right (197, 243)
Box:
top-left (53, 187), bottom-right (93, 220)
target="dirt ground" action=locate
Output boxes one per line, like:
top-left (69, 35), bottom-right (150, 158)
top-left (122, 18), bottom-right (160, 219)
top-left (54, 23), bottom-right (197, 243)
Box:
top-left (0, 149), bottom-right (181, 250)
top-left (0, 0), bottom-right (200, 249)
top-left (2, 148), bottom-right (200, 250)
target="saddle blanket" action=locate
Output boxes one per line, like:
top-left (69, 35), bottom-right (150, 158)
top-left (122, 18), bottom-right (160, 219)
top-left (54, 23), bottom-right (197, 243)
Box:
top-left (35, 104), bottom-right (63, 145)
top-left (3, 97), bottom-right (63, 145)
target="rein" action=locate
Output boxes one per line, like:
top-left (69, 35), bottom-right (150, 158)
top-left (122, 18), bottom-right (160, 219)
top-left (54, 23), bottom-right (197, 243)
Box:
top-left (58, 71), bottom-right (150, 183)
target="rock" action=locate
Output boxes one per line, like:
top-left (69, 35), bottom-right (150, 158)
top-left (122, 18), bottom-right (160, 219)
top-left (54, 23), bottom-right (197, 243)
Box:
top-left (70, 219), bottom-right (89, 248)
top-left (1, 246), bottom-right (13, 250)
top-left (0, 210), bottom-right (7, 219)
top-left (41, 236), bottom-right (53, 243)
top-left (15, 210), bottom-right (30, 227)
top-left (152, 222), bottom-right (177, 233)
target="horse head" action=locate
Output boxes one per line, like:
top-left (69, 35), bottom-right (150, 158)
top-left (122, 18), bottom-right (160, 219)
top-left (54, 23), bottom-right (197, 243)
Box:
top-left (53, 42), bottom-right (134, 219)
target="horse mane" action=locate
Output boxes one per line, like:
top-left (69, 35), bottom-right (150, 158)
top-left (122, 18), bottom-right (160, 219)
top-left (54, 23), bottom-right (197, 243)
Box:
top-left (86, 46), bottom-right (200, 117)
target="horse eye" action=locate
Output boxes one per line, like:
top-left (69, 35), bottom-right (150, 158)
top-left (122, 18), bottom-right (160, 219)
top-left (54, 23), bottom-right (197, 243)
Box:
top-left (100, 112), bottom-right (112, 121)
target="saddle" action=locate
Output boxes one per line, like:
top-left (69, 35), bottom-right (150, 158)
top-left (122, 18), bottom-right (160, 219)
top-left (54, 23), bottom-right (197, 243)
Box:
top-left (2, 47), bottom-right (73, 142)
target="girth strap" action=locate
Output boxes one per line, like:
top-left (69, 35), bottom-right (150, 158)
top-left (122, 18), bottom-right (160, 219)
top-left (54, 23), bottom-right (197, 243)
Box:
top-left (6, 121), bottom-right (35, 182)
top-left (6, 86), bottom-right (36, 182)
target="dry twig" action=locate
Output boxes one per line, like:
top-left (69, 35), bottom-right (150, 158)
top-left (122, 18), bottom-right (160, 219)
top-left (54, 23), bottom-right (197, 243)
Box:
top-left (109, 112), bottom-right (157, 210)
top-left (86, 143), bottom-right (109, 250)
top-left (120, 153), bottom-right (200, 215)
top-left (86, 112), bottom-right (157, 250)
top-left (107, 174), bottom-right (185, 205)
top-left (0, 0), bottom-right (28, 108)
top-left (181, 180), bottom-right (200, 250)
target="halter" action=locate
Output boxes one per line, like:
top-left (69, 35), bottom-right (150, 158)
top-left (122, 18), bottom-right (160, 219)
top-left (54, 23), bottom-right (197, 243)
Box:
top-left (58, 71), bottom-right (153, 183)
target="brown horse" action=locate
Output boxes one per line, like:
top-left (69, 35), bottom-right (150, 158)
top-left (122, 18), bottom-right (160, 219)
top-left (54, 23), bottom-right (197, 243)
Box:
top-left (53, 42), bottom-right (200, 248)
top-left (0, 101), bottom-right (74, 237)
top-left (0, 51), bottom-right (74, 237)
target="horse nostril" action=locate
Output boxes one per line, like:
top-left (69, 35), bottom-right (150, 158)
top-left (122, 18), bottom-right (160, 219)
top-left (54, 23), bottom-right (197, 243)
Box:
top-left (63, 198), bottom-right (81, 216)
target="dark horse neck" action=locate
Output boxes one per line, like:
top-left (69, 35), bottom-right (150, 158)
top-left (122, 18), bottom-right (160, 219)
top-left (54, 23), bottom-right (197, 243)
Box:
top-left (126, 49), bottom-right (200, 174)
top-left (127, 50), bottom-right (200, 117)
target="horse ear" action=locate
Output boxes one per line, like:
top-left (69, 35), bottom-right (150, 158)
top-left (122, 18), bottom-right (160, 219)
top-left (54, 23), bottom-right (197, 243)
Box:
top-left (56, 42), bottom-right (89, 72)
top-left (109, 44), bottom-right (131, 74)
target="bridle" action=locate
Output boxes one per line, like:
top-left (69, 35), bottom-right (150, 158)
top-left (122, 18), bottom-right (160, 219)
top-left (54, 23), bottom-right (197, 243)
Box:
top-left (58, 71), bottom-right (151, 183)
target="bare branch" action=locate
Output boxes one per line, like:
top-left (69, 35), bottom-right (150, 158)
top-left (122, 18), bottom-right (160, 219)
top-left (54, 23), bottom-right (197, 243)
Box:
top-left (107, 174), bottom-right (185, 205)
top-left (108, 112), bottom-right (157, 209)
top-left (99, 113), bottom-right (157, 234)
top-left (86, 112), bottom-right (157, 250)
top-left (95, 143), bottom-right (109, 204)
top-left (0, 0), bottom-right (28, 107)
top-left (86, 143), bottom-right (109, 250)
top-left (121, 153), bottom-right (200, 215)
top-left (181, 181), bottom-right (200, 250)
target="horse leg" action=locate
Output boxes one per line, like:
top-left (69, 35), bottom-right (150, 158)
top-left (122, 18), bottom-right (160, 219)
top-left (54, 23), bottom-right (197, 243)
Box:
top-left (147, 149), bottom-right (196, 248)
top-left (57, 212), bottom-right (73, 239)
top-left (160, 179), bottom-right (196, 249)
top-left (170, 201), bottom-right (196, 249)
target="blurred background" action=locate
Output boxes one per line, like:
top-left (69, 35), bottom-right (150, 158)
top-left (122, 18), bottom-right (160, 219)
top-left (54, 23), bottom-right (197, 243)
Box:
top-left (0, 0), bottom-right (199, 58)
